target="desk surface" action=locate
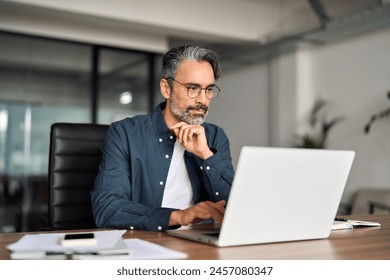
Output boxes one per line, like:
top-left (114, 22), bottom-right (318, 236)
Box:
top-left (1, 214), bottom-right (389, 260)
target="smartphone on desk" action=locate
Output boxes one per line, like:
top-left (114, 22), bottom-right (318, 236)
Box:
top-left (60, 233), bottom-right (97, 247)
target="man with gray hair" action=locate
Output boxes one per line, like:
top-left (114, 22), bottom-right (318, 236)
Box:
top-left (91, 46), bottom-right (234, 231)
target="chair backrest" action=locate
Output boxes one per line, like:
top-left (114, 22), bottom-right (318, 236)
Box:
top-left (48, 123), bottom-right (109, 229)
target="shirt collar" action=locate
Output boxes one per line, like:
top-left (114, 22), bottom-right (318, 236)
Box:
top-left (152, 102), bottom-right (175, 140)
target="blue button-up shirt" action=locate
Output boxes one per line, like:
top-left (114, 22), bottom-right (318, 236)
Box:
top-left (91, 102), bottom-right (234, 231)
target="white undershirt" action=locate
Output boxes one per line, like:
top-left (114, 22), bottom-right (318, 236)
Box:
top-left (161, 140), bottom-right (193, 209)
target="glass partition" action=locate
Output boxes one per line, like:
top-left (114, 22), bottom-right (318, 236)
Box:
top-left (0, 33), bottom-right (158, 232)
top-left (97, 48), bottom-right (150, 123)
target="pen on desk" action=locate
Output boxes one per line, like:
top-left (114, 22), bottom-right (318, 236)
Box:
top-left (334, 218), bottom-right (348, 222)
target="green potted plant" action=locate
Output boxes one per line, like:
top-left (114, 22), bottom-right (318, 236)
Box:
top-left (295, 99), bottom-right (344, 149)
top-left (364, 91), bottom-right (390, 134)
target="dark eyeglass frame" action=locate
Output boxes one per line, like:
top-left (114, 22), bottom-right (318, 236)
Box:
top-left (166, 77), bottom-right (221, 99)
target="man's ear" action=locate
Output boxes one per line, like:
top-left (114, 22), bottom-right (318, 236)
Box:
top-left (160, 79), bottom-right (171, 99)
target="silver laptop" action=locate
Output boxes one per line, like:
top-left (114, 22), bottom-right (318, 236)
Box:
top-left (168, 146), bottom-right (355, 247)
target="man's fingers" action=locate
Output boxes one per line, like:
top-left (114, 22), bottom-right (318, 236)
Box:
top-left (171, 122), bottom-right (188, 137)
top-left (170, 122), bottom-right (186, 129)
top-left (170, 123), bottom-right (203, 140)
top-left (170, 122), bottom-right (210, 159)
top-left (172, 123), bottom-right (189, 143)
top-left (172, 200), bottom-right (227, 226)
top-left (214, 200), bottom-right (226, 214)
top-left (181, 126), bottom-right (191, 145)
top-left (200, 200), bottom-right (226, 215)
top-left (192, 201), bottom-right (225, 223)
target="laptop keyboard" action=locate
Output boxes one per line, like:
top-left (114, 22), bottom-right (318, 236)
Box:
top-left (204, 232), bottom-right (220, 238)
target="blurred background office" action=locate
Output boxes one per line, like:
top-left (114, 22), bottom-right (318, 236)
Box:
top-left (1, 0), bottom-right (390, 232)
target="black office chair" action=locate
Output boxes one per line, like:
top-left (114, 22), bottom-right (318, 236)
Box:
top-left (48, 123), bottom-right (109, 230)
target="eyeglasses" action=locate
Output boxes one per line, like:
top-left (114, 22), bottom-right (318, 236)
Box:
top-left (166, 77), bottom-right (220, 99)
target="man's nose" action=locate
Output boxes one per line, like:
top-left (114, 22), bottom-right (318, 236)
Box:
top-left (196, 89), bottom-right (209, 103)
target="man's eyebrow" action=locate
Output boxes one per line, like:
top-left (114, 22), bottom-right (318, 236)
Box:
top-left (185, 82), bottom-right (216, 87)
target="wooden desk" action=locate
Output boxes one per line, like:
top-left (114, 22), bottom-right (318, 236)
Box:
top-left (1, 214), bottom-right (389, 260)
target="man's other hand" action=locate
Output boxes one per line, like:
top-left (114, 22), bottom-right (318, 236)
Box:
top-left (169, 200), bottom-right (226, 226)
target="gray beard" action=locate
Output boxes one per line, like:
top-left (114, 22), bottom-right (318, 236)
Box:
top-left (170, 94), bottom-right (208, 125)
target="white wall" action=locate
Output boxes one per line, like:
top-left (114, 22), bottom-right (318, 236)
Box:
top-left (207, 62), bottom-right (270, 167)
top-left (209, 27), bottom-right (390, 209)
top-left (312, 27), bottom-right (390, 204)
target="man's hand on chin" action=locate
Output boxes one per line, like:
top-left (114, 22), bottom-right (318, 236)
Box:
top-left (170, 122), bottom-right (213, 159)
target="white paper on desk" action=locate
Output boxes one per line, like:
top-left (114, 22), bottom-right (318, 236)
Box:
top-left (6, 230), bottom-right (126, 254)
top-left (331, 219), bottom-right (381, 231)
top-left (75, 238), bottom-right (187, 260)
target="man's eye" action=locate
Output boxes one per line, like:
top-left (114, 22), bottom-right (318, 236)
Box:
top-left (206, 87), bottom-right (214, 93)
top-left (188, 85), bottom-right (198, 91)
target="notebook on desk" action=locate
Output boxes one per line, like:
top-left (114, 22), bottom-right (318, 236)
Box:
top-left (168, 146), bottom-right (355, 247)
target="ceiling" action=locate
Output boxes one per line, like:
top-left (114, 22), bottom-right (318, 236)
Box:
top-left (1, 0), bottom-right (390, 70)
top-left (1, 0), bottom-right (390, 48)
top-left (1, 0), bottom-right (390, 106)
top-left (171, 0), bottom-right (390, 69)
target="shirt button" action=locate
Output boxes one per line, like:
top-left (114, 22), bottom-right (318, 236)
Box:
top-left (160, 181), bottom-right (164, 186)
top-left (130, 226), bottom-right (134, 230)
top-left (169, 136), bottom-right (174, 140)
top-left (159, 138), bottom-right (163, 142)
top-left (215, 192), bottom-right (219, 196)
top-left (200, 166), bottom-right (203, 170)
top-left (157, 226), bottom-right (162, 231)
top-left (165, 154), bottom-right (169, 159)
top-left (206, 166), bottom-right (211, 170)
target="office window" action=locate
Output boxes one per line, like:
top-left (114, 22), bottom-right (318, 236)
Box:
top-left (0, 33), bottom-right (91, 232)
top-left (0, 32), bottom-right (158, 232)
top-left (98, 48), bottom-right (150, 123)
top-left (153, 54), bottom-right (165, 106)
top-left (0, 33), bottom-right (91, 175)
